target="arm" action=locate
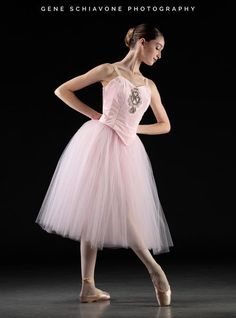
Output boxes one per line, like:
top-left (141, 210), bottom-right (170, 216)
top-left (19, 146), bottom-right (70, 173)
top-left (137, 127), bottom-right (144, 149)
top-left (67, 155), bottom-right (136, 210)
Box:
top-left (137, 79), bottom-right (171, 135)
top-left (54, 63), bottom-right (113, 119)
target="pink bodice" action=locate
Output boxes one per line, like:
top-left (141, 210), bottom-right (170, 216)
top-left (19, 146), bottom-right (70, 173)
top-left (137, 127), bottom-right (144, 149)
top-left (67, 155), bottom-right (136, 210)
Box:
top-left (98, 66), bottom-right (151, 145)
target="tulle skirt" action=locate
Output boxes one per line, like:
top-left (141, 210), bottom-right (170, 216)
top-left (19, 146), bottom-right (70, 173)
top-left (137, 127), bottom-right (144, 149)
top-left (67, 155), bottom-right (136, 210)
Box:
top-left (35, 119), bottom-right (173, 255)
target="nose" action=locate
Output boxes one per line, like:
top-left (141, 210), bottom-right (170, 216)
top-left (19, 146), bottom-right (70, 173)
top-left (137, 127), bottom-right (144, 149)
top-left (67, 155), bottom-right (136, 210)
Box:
top-left (157, 51), bottom-right (161, 59)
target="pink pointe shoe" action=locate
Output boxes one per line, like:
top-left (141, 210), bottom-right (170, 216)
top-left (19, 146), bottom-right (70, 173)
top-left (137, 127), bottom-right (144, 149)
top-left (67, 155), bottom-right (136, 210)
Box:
top-left (150, 272), bottom-right (171, 306)
top-left (79, 277), bottom-right (111, 303)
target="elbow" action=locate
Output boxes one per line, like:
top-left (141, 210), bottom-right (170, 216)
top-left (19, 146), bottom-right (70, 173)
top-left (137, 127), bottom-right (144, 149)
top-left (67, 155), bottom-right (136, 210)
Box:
top-left (54, 86), bottom-right (64, 98)
top-left (165, 122), bottom-right (171, 133)
top-left (160, 122), bottom-right (171, 134)
top-left (54, 84), bottom-right (70, 98)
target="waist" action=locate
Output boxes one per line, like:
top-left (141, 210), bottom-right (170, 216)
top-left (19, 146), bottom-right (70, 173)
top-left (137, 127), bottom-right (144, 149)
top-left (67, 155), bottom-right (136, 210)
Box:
top-left (99, 114), bottom-right (137, 146)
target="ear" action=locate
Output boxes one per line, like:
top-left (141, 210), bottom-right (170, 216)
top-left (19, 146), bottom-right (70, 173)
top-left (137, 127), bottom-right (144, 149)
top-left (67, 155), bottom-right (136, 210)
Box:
top-left (137, 38), bottom-right (146, 47)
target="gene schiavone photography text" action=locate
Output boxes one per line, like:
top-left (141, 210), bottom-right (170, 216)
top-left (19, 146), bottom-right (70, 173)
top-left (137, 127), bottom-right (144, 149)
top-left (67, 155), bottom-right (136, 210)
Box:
top-left (40, 4), bottom-right (196, 13)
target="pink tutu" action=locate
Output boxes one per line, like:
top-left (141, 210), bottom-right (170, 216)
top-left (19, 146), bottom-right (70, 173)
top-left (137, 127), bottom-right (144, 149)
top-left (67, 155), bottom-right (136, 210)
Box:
top-left (35, 64), bottom-right (173, 255)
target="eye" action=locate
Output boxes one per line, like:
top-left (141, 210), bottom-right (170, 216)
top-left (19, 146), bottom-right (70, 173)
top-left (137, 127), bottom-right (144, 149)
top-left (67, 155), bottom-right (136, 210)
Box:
top-left (155, 43), bottom-right (163, 51)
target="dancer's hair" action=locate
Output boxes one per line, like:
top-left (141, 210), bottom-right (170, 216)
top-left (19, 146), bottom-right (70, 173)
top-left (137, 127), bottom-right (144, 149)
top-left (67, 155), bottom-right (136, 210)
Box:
top-left (124, 23), bottom-right (163, 49)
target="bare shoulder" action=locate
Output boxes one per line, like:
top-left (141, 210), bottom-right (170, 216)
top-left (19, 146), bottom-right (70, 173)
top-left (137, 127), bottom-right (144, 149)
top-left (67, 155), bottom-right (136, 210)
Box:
top-left (96, 63), bottom-right (117, 85)
top-left (93, 63), bottom-right (115, 78)
top-left (147, 78), bottom-right (161, 94)
top-left (76, 62), bottom-right (116, 86)
top-left (147, 78), bottom-right (157, 89)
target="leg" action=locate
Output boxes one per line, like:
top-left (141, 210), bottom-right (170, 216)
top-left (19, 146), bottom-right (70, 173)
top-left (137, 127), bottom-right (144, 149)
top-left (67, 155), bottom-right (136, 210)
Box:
top-left (79, 240), bottom-right (110, 302)
top-left (132, 245), bottom-right (171, 306)
top-left (80, 239), bottom-right (97, 280)
top-left (132, 246), bottom-right (170, 291)
top-left (128, 220), bottom-right (171, 305)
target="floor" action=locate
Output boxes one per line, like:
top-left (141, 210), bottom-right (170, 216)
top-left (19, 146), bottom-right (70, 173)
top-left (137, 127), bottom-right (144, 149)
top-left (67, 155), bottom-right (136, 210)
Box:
top-left (1, 253), bottom-right (236, 318)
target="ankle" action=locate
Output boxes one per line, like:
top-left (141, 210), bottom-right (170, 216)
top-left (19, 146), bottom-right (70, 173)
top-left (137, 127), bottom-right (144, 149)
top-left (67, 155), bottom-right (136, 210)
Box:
top-left (149, 270), bottom-right (170, 292)
top-left (82, 277), bottom-right (95, 287)
top-left (148, 263), bottom-right (163, 275)
top-left (80, 278), bottom-right (97, 296)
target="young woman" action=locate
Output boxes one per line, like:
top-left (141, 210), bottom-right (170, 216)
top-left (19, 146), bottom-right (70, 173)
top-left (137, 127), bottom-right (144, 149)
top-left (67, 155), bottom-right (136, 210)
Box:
top-left (36, 23), bottom-right (173, 306)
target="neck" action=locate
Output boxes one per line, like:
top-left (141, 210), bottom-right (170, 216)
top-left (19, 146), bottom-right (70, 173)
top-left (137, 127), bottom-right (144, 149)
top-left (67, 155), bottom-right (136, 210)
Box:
top-left (117, 50), bottom-right (142, 75)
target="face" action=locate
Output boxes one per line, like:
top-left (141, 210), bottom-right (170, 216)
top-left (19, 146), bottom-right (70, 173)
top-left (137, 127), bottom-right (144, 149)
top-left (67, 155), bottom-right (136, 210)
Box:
top-left (141, 36), bottom-right (165, 66)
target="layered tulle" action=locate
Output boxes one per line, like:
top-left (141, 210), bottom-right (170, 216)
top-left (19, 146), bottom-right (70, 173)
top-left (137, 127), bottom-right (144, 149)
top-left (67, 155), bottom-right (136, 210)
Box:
top-left (36, 119), bottom-right (173, 255)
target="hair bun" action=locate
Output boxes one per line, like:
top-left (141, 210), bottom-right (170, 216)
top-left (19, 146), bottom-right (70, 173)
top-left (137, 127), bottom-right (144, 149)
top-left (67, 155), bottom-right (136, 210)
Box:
top-left (124, 27), bottom-right (135, 48)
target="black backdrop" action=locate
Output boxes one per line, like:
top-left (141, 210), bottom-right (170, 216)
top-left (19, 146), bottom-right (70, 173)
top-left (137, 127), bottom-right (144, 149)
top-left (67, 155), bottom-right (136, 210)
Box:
top-left (2, 0), bottom-right (234, 264)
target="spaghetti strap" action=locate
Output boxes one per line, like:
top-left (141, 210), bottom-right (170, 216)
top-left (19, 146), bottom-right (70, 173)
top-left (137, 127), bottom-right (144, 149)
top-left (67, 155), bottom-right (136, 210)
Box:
top-left (113, 64), bottom-right (121, 76)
